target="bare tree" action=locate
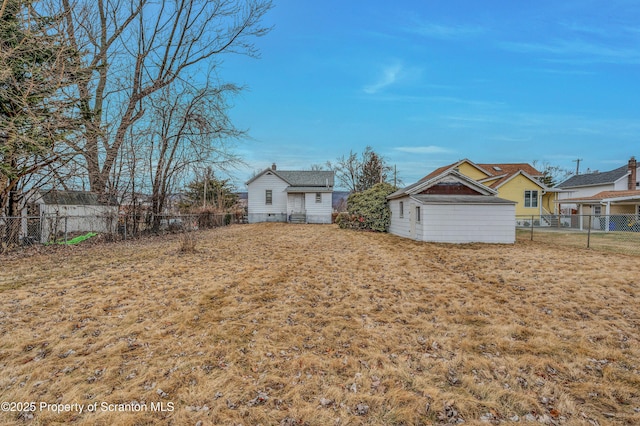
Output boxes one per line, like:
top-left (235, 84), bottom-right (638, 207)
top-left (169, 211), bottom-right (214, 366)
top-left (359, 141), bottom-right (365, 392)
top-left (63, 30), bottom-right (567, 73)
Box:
top-left (532, 160), bottom-right (573, 187)
top-left (143, 79), bottom-right (243, 228)
top-left (328, 146), bottom-right (393, 192)
top-left (327, 150), bottom-right (360, 192)
top-left (56, 0), bottom-right (272, 193)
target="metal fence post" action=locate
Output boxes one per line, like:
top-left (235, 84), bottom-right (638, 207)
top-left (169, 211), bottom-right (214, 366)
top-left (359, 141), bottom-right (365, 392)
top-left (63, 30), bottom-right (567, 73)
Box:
top-left (587, 215), bottom-right (591, 248)
top-left (64, 216), bottom-right (68, 244)
top-left (530, 215), bottom-right (534, 241)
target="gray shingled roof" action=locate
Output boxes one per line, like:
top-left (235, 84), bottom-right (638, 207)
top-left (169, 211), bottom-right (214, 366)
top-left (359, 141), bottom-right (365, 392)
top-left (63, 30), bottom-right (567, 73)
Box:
top-left (276, 170), bottom-right (334, 187)
top-left (411, 195), bottom-right (515, 204)
top-left (557, 166), bottom-right (628, 188)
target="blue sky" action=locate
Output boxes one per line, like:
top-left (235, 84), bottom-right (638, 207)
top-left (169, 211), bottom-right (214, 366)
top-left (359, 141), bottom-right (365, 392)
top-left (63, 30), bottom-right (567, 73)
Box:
top-left (223, 0), bottom-right (640, 189)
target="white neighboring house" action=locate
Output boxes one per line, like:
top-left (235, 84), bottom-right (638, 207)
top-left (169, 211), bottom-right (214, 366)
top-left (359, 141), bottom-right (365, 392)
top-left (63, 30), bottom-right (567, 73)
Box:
top-left (555, 157), bottom-right (640, 230)
top-left (246, 164), bottom-right (334, 224)
top-left (387, 169), bottom-right (516, 244)
top-left (556, 156), bottom-right (640, 214)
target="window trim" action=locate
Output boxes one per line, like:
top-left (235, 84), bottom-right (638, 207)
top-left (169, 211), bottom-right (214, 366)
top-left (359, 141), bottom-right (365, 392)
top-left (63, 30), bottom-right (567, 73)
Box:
top-left (315, 192), bottom-right (322, 203)
top-left (524, 190), bottom-right (538, 208)
top-left (415, 206), bottom-right (421, 223)
top-left (265, 189), bottom-right (272, 205)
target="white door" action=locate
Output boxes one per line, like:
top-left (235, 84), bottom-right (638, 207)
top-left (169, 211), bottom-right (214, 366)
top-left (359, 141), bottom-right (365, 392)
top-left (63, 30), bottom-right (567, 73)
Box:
top-left (292, 194), bottom-right (304, 213)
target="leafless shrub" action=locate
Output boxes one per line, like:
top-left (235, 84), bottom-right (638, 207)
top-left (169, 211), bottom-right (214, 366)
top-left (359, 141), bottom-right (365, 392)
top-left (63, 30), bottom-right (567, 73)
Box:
top-left (179, 231), bottom-right (197, 253)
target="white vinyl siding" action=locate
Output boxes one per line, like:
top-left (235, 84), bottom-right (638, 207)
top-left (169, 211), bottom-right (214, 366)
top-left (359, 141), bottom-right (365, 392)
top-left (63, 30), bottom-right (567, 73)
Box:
top-left (304, 192), bottom-right (332, 223)
top-left (247, 172), bottom-right (289, 222)
top-left (420, 203), bottom-right (515, 243)
top-left (389, 198), bottom-right (515, 243)
top-left (388, 198), bottom-right (411, 237)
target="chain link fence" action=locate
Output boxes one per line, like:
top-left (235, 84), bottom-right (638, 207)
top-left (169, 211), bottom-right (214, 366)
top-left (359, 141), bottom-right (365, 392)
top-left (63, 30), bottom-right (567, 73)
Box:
top-left (516, 214), bottom-right (640, 255)
top-left (1, 211), bottom-right (246, 253)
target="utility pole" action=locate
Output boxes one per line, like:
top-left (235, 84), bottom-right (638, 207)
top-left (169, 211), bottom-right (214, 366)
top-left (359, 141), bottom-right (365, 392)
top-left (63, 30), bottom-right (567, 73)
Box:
top-left (572, 158), bottom-right (583, 175)
top-left (394, 165), bottom-right (397, 188)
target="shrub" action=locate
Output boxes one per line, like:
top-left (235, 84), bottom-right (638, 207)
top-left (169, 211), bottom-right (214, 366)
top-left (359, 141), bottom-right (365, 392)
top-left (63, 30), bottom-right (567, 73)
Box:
top-left (338, 183), bottom-right (396, 232)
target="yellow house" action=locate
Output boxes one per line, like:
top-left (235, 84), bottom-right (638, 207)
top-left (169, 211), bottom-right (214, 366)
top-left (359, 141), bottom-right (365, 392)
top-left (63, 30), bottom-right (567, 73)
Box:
top-left (419, 159), bottom-right (561, 218)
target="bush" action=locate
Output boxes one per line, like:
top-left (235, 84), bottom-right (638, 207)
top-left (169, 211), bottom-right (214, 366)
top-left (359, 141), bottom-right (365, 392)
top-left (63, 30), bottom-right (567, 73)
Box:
top-left (337, 183), bottom-right (396, 232)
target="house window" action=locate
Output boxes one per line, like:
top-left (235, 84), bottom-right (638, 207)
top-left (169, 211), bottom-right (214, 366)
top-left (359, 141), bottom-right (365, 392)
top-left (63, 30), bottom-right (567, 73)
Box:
top-left (315, 192), bottom-right (322, 203)
top-left (415, 206), bottom-right (421, 223)
top-left (524, 190), bottom-right (538, 208)
top-left (265, 190), bottom-right (272, 205)
top-left (593, 205), bottom-right (601, 217)
top-left (399, 201), bottom-right (404, 218)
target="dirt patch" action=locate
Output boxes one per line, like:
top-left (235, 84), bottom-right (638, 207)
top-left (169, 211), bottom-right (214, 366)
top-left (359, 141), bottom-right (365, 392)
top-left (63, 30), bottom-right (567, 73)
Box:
top-left (0, 223), bottom-right (639, 425)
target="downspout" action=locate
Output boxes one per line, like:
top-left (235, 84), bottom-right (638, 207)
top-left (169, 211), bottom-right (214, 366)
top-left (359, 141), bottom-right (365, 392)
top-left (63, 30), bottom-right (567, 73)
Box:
top-left (604, 201), bottom-right (611, 232)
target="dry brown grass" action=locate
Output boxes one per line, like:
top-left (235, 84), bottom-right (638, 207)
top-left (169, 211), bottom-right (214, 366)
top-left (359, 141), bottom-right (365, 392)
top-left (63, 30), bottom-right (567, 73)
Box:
top-left (0, 223), bottom-right (639, 425)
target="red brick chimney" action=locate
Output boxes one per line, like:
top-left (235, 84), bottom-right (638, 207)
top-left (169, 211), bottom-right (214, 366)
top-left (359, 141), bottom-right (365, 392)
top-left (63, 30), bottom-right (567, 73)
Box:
top-left (629, 156), bottom-right (637, 190)
top-left (271, 163), bottom-right (277, 171)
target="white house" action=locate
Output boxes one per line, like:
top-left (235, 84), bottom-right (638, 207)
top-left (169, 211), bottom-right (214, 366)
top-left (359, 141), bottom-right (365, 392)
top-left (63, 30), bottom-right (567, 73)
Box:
top-left (246, 164), bottom-right (334, 224)
top-left (387, 169), bottom-right (516, 244)
top-left (557, 157), bottom-right (640, 212)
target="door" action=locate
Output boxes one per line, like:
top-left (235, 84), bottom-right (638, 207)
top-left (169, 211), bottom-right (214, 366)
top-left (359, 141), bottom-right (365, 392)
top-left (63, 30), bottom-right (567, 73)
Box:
top-left (409, 202), bottom-right (416, 239)
top-left (292, 194), bottom-right (304, 213)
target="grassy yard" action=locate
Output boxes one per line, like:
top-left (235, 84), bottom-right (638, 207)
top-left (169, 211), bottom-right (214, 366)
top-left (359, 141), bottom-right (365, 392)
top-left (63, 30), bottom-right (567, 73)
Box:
top-left (0, 224), bottom-right (639, 425)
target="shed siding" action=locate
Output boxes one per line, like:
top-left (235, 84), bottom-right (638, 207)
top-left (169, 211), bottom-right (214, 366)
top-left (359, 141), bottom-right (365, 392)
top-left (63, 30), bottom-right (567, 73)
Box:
top-left (304, 192), bottom-right (332, 224)
top-left (388, 198), bottom-right (411, 238)
top-left (39, 204), bottom-right (117, 243)
top-left (247, 172), bottom-right (289, 223)
top-left (421, 203), bottom-right (515, 243)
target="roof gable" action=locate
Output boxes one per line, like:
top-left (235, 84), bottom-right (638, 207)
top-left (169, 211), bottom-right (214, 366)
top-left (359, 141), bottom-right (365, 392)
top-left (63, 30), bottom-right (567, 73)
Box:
top-left (419, 158), bottom-right (491, 182)
top-left (490, 170), bottom-right (548, 190)
top-left (420, 160), bottom-right (543, 188)
top-left (388, 169), bottom-right (497, 199)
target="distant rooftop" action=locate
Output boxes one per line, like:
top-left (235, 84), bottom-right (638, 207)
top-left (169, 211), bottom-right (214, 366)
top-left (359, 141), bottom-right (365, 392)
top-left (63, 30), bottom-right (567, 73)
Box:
top-left (557, 165), bottom-right (628, 188)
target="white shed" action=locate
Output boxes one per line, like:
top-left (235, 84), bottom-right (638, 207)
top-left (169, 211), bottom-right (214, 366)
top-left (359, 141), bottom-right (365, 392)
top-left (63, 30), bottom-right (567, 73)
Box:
top-left (387, 169), bottom-right (516, 244)
top-left (30, 190), bottom-right (118, 243)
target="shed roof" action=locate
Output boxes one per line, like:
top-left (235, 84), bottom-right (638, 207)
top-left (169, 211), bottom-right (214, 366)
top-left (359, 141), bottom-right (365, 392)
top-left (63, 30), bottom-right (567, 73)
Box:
top-left (39, 190), bottom-right (118, 206)
top-left (556, 166), bottom-right (628, 188)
